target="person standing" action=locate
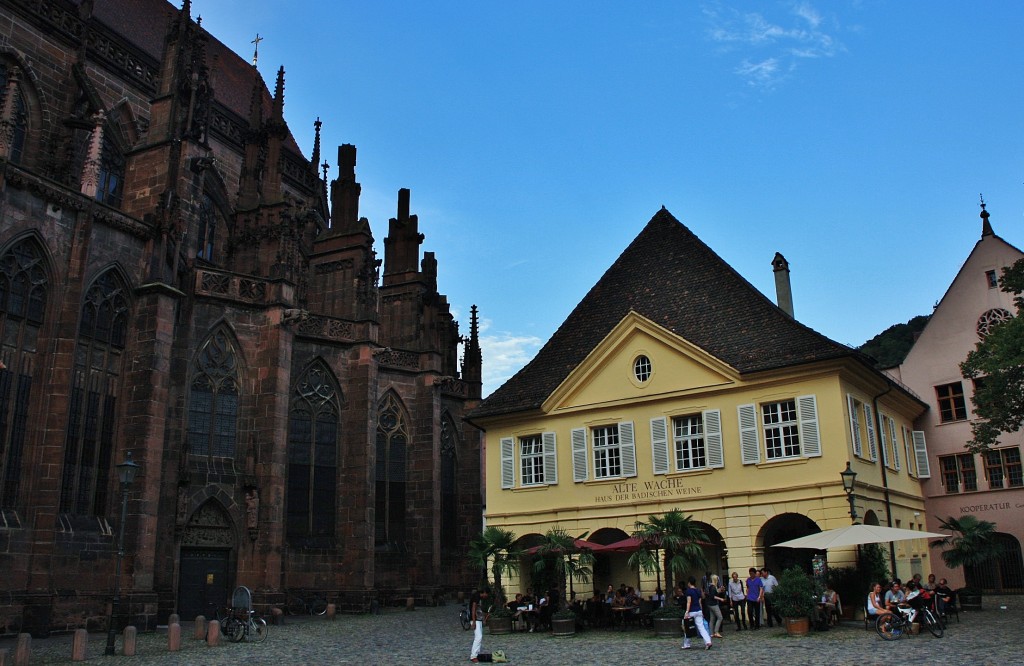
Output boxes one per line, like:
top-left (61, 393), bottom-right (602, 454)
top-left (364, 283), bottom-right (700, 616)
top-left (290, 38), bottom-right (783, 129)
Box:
top-left (745, 568), bottom-right (764, 629)
top-left (761, 568), bottom-right (781, 628)
top-left (728, 571), bottom-right (746, 630)
top-left (704, 574), bottom-right (725, 638)
top-left (469, 587), bottom-right (490, 663)
top-left (682, 576), bottom-right (713, 650)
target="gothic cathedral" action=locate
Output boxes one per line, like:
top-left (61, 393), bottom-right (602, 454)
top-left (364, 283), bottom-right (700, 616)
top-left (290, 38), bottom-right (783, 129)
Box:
top-left (0, 0), bottom-right (482, 635)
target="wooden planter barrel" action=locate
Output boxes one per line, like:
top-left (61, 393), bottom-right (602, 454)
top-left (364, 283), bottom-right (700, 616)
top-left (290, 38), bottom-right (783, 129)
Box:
top-left (488, 615), bottom-right (513, 635)
top-left (551, 618), bottom-right (576, 636)
top-left (783, 616), bottom-right (810, 636)
top-left (652, 616), bottom-right (683, 637)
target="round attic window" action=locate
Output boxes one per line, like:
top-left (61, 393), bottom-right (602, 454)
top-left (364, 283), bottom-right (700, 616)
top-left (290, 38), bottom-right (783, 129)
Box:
top-left (633, 355), bottom-right (652, 383)
top-left (977, 308), bottom-right (1012, 338)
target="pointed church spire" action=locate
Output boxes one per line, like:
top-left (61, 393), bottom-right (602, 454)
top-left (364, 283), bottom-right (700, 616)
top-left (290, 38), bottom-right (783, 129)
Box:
top-left (272, 66), bottom-right (285, 121)
top-left (311, 117), bottom-right (322, 171)
top-left (980, 194), bottom-right (994, 237)
top-left (461, 304), bottom-right (482, 390)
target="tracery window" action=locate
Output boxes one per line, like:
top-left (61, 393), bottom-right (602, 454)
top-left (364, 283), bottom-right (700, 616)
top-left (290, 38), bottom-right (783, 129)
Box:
top-left (375, 392), bottom-right (408, 548)
top-left (286, 362), bottom-right (339, 544)
top-left (440, 414), bottom-right (458, 548)
top-left (60, 270), bottom-right (129, 515)
top-left (196, 194), bottom-right (219, 262)
top-left (0, 239), bottom-right (47, 507)
top-left (187, 329), bottom-right (239, 458)
top-left (95, 135), bottom-right (125, 207)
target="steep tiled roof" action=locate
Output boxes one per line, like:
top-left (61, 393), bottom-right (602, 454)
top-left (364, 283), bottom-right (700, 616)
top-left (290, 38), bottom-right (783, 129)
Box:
top-left (473, 208), bottom-right (858, 418)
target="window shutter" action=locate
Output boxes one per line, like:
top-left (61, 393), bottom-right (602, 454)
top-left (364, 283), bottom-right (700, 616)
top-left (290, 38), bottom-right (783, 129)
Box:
top-left (619, 421), bottom-right (637, 477)
top-left (704, 409), bottom-right (724, 468)
top-left (571, 427), bottom-right (588, 482)
top-left (878, 412), bottom-right (889, 466)
top-left (863, 404), bottom-right (878, 461)
top-left (650, 417), bottom-right (669, 475)
top-left (889, 419), bottom-right (901, 471)
top-left (912, 431), bottom-right (931, 478)
top-left (847, 394), bottom-right (863, 457)
top-left (500, 437), bottom-right (515, 489)
top-left (903, 427), bottom-right (916, 477)
top-left (797, 395), bottom-right (820, 457)
top-left (542, 431), bottom-right (557, 485)
top-left (738, 404), bottom-right (760, 465)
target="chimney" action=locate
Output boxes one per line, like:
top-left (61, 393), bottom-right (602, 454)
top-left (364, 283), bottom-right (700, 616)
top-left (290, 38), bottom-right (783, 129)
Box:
top-left (772, 252), bottom-right (794, 318)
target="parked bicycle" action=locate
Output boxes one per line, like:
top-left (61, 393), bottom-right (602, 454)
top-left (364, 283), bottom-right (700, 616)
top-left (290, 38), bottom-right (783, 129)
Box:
top-left (223, 608), bottom-right (269, 643)
top-left (286, 590), bottom-right (329, 616)
top-left (459, 603), bottom-right (471, 630)
top-left (875, 602), bottom-right (943, 640)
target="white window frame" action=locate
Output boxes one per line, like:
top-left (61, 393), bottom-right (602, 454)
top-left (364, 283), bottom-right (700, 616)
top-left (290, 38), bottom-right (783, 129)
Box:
top-left (673, 414), bottom-right (706, 470)
top-left (520, 434), bottom-right (545, 486)
top-left (762, 399), bottom-right (800, 460)
top-left (593, 424), bottom-right (622, 479)
top-left (500, 432), bottom-right (557, 489)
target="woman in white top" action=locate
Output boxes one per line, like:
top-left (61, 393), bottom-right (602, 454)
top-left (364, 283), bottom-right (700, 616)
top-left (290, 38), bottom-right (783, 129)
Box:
top-left (866, 582), bottom-right (892, 619)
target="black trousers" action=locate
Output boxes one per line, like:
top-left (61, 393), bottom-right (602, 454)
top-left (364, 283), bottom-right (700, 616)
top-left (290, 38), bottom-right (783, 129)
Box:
top-left (764, 597), bottom-right (782, 627)
top-left (733, 600), bottom-right (747, 627)
top-left (746, 599), bottom-right (761, 628)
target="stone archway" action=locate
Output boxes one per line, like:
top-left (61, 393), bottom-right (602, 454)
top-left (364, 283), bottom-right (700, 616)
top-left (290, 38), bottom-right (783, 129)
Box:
top-left (177, 501), bottom-right (237, 619)
top-left (761, 513), bottom-right (820, 574)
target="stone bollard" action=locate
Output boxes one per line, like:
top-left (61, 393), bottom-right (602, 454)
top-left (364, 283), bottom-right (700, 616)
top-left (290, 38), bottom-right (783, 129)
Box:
top-left (168, 623), bottom-right (181, 652)
top-left (326, 603), bottom-right (336, 621)
top-left (168, 613), bottom-right (180, 626)
top-left (13, 634), bottom-right (31, 666)
top-left (406, 596), bottom-right (415, 611)
top-left (206, 619), bottom-right (221, 647)
top-left (271, 607), bottom-right (285, 626)
top-left (370, 598), bottom-right (380, 615)
top-left (123, 626), bottom-right (137, 657)
top-left (193, 615), bottom-right (206, 640)
top-left (71, 628), bottom-right (88, 661)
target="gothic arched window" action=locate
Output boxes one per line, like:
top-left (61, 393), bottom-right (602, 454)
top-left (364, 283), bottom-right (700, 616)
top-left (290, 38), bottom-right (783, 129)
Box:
top-left (187, 329), bottom-right (239, 458)
top-left (96, 135), bottom-right (125, 207)
top-left (286, 362), bottom-right (340, 545)
top-left (0, 239), bottom-right (47, 507)
top-left (440, 413), bottom-right (458, 549)
top-left (375, 391), bottom-right (408, 548)
top-left (60, 270), bottom-right (129, 515)
top-left (0, 63), bottom-right (28, 164)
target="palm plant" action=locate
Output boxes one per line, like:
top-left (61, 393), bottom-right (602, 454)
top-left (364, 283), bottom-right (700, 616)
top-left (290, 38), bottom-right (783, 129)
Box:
top-left (468, 526), bottom-right (521, 606)
top-left (531, 527), bottom-right (595, 608)
top-left (629, 509), bottom-right (708, 592)
top-left (930, 515), bottom-right (1004, 588)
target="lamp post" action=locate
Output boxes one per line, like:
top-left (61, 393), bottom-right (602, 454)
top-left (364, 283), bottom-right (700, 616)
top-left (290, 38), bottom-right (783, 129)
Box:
top-left (104, 451), bottom-right (139, 656)
top-left (840, 461), bottom-right (858, 523)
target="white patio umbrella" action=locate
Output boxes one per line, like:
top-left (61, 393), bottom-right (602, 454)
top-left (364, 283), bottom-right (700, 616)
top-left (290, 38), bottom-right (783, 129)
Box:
top-left (772, 524), bottom-right (948, 550)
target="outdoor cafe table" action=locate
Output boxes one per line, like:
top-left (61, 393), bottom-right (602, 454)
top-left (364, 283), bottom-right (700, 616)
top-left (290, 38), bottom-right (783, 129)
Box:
top-left (611, 605), bottom-right (639, 629)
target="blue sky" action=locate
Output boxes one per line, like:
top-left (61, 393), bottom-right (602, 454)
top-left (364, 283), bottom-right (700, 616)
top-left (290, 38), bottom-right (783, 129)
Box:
top-left (192, 1), bottom-right (1024, 396)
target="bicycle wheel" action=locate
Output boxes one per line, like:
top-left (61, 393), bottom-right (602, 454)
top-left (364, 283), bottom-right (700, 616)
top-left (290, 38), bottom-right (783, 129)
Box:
top-left (922, 609), bottom-right (943, 638)
top-left (252, 617), bottom-right (269, 643)
top-left (225, 616), bottom-right (245, 642)
top-left (460, 611), bottom-right (470, 630)
top-left (285, 595), bottom-right (305, 616)
top-left (875, 614), bottom-right (903, 641)
top-left (311, 598), bottom-right (328, 616)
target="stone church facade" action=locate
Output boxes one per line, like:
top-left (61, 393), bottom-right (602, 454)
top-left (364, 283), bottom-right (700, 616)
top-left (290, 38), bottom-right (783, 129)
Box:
top-left (0, 0), bottom-right (482, 635)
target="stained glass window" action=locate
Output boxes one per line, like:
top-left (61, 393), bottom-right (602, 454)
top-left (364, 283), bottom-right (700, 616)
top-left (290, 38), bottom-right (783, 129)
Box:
top-left (286, 362), bottom-right (339, 544)
top-left (375, 392), bottom-right (408, 548)
top-left (187, 330), bottom-right (239, 458)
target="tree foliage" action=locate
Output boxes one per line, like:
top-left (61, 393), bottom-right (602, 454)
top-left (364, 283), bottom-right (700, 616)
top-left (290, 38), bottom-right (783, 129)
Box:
top-left (858, 314), bottom-right (931, 368)
top-left (531, 526), bottom-right (594, 608)
top-left (961, 258), bottom-right (1024, 452)
top-left (930, 515), bottom-right (1004, 589)
top-left (629, 509), bottom-right (708, 591)
top-left (468, 526), bottom-right (521, 606)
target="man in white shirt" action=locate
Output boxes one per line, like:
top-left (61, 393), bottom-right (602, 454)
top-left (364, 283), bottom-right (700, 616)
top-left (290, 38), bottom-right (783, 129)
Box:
top-left (761, 568), bottom-right (782, 628)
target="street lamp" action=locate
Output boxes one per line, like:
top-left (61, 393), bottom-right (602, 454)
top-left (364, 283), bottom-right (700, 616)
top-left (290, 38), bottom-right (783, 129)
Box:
top-left (104, 451), bottom-right (139, 656)
top-left (840, 461), bottom-right (858, 523)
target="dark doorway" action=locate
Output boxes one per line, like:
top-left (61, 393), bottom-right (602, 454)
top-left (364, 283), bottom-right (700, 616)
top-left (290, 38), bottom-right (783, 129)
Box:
top-left (762, 513), bottom-right (820, 574)
top-left (178, 548), bottom-right (230, 620)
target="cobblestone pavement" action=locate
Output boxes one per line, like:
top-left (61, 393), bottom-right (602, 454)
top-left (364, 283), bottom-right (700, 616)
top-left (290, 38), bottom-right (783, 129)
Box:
top-left (2, 596), bottom-right (1019, 665)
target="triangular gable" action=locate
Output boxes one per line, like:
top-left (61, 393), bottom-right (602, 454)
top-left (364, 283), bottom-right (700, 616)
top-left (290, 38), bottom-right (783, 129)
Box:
top-left (544, 311), bottom-right (737, 413)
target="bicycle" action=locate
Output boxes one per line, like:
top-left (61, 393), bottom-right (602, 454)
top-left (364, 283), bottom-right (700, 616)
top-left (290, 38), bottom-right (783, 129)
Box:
top-left (223, 609), bottom-right (269, 643)
top-left (875, 602), bottom-right (943, 640)
top-left (459, 603), bottom-right (471, 630)
top-left (286, 591), bottom-right (328, 616)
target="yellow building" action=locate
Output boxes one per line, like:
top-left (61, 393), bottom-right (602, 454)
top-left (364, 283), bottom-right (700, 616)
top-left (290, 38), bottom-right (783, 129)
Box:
top-left (471, 209), bottom-right (932, 594)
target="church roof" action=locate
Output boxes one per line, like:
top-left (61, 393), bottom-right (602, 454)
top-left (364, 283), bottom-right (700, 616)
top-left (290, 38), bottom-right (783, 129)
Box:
top-left (473, 208), bottom-right (859, 418)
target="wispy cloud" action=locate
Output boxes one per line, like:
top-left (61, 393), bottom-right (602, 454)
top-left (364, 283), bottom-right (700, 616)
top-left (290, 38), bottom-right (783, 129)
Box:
top-left (477, 319), bottom-right (543, 397)
top-left (704, 1), bottom-right (843, 89)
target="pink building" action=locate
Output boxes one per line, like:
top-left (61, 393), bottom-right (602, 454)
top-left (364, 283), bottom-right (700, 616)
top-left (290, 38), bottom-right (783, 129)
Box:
top-left (889, 204), bottom-right (1024, 591)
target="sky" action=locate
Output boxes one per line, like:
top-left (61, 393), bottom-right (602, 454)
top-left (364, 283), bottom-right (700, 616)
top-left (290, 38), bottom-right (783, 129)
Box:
top-left (190, 0), bottom-right (1024, 397)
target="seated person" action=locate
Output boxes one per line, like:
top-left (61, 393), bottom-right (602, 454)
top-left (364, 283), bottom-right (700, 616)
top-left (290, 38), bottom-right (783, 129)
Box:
top-left (884, 580), bottom-right (906, 610)
top-left (867, 583), bottom-right (892, 618)
top-left (933, 578), bottom-right (954, 616)
top-left (821, 586), bottom-right (839, 623)
top-left (922, 573), bottom-right (938, 592)
top-left (650, 586), bottom-right (666, 608)
top-left (903, 581), bottom-right (925, 622)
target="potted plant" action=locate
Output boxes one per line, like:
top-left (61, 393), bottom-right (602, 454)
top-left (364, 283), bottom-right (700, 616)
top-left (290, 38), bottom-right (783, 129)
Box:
top-left (650, 603), bottom-right (684, 637)
top-left (487, 606), bottom-right (514, 635)
top-left (550, 608), bottom-right (577, 636)
top-left (930, 515), bottom-right (1005, 611)
top-left (629, 509), bottom-right (708, 593)
top-left (768, 566), bottom-right (819, 636)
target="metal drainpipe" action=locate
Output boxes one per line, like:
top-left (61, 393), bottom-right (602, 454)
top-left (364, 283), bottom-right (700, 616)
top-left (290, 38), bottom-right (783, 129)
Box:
top-left (871, 385), bottom-right (897, 576)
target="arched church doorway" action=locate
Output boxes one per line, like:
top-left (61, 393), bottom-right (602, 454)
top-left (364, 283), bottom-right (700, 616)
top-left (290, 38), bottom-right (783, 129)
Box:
top-left (761, 513), bottom-right (820, 574)
top-left (178, 500), bottom-right (237, 619)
